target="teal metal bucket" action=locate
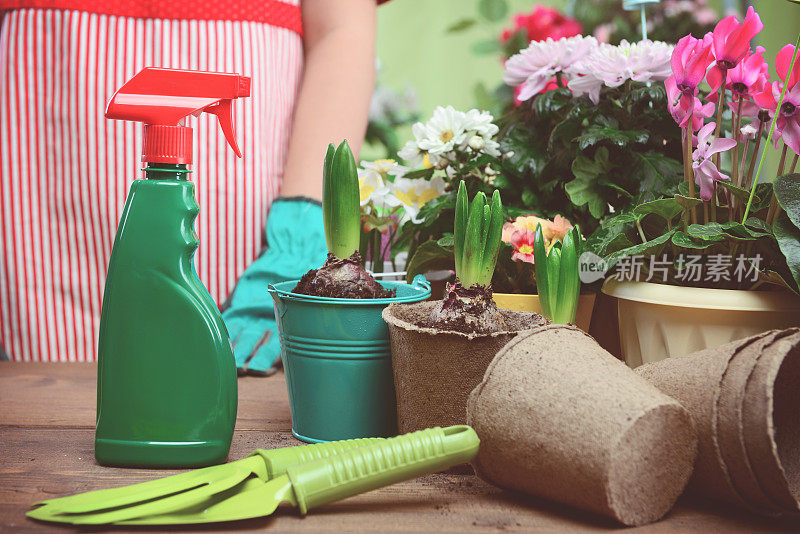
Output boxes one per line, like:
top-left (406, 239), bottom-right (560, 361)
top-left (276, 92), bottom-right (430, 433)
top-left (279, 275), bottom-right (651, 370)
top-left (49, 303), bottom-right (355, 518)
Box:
top-left (268, 275), bottom-right (431, 443)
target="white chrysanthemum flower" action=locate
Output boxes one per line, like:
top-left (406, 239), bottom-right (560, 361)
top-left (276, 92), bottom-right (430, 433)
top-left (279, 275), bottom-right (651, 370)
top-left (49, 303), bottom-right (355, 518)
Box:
top-left (415, 106), bottom-right (468, 156)
top-left (568, 40), bottom-right (674, 104)
top-left (503, 35), bottom-right (598, 101)
top-left (399, 106), bottom-right (501, 166)
top-left (462, 109), bottom-right (500, 139)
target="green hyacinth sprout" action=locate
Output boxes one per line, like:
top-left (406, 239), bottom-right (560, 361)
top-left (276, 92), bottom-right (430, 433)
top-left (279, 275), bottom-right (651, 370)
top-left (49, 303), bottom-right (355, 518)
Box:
top-left (453, 181), bottom-right (504, 288)
top-left (322, 140), bottom-right (361, 259)
top-left (534, 224), bottom-right (582, 324)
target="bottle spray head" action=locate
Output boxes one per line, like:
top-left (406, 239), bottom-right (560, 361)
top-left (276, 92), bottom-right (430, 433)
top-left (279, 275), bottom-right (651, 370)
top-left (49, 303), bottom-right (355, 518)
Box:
top-left (105, 67), bottom-right (251, 165)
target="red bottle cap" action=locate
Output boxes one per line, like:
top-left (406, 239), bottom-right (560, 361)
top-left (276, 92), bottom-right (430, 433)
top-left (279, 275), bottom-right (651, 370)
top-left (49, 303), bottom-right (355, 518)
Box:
top-left (105, 67), bottom-right (251, 165)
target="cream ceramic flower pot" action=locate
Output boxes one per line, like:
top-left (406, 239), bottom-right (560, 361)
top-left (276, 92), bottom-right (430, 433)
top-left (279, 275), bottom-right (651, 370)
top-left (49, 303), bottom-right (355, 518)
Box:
top-left (602, 279), bottom-right (800, 368)
top-left (492, 292), bottom-right (596, 331)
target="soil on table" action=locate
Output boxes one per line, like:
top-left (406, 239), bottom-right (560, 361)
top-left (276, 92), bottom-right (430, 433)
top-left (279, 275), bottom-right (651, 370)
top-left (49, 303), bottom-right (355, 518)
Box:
top-left (293, 252), bottom-right (395, 299)
top-left (428, 281), bottom-right (516, 335)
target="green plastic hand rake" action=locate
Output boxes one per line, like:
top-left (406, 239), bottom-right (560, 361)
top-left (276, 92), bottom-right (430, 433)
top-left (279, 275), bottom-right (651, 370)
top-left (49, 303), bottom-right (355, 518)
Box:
top-left (27, 425), bottom-right (479, 525)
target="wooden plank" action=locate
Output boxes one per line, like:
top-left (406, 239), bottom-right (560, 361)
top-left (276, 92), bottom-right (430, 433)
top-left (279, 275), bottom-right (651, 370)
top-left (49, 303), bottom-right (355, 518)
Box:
top-left (0, 363), bottom-right (292, 431)
top-left (5, 428), bottom-right (800, 533)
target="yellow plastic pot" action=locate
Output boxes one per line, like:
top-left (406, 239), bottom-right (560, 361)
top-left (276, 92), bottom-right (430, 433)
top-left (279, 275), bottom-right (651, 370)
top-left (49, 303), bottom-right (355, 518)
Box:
top-left (492, 293), bottom-right (596, 331)
top-left (602, 279), bottom-right (800, 368)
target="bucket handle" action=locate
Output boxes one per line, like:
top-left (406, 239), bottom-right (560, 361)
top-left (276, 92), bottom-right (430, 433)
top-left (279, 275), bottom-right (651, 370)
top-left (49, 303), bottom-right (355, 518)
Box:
top-left (410, 275), bottom-right (430, 291)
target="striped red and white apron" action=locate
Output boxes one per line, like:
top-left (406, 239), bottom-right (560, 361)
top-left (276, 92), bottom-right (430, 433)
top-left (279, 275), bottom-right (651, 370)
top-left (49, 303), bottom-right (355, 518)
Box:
top-left (0, 2), bottom-right (304, 361)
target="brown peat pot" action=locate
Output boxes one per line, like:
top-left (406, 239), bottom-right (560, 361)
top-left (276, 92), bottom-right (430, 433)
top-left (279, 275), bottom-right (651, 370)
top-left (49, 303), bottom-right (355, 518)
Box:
top-left (382, 301), bottom-right (545, 433)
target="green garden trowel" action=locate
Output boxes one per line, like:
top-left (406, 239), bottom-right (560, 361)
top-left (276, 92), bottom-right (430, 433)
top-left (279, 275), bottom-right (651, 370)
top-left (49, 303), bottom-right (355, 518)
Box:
top-left (27, 425), bottom-right (479, 525)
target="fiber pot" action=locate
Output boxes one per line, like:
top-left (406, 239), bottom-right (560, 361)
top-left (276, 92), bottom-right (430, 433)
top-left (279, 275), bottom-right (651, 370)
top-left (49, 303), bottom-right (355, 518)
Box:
top-left (382, 301), bottom-right (546, 433)
top-left (603, 279), bottom-right (800, 367)
top-left (268, 276), bottom-right (431, 443)
top-left (467, 324), bottom-right (697, 526)
top-left (492, 292), bottom-right (596, 331)
top-left (636, 329), bottom-right (800, 515)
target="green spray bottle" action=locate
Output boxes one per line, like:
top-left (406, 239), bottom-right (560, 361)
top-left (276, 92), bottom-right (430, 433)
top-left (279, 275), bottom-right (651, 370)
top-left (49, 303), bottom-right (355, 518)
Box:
top-left (96, 67), bottom-right (250, 467)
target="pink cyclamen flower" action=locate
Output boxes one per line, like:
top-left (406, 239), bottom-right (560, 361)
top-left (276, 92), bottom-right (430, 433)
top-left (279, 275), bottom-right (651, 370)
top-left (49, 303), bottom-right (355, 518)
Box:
top-left (752, 46), bottom-right (800, 154)
top-left (666, 75), bottom-right (714, 130)
top-left (710, 6), bottom-right (764, 71)
top-left (707, 47), bottom-right (769, 103)
top-left (666, 33), bottom-right (714, 115)
top-left (692, 122), bottom-right (737, 200)
top-left (776, 43), bottom-right (800, 90)
top-left (753, 82), bottom-right (800, 155)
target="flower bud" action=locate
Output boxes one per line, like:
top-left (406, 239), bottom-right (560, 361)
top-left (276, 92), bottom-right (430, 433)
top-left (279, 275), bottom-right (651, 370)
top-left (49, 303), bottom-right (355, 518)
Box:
top-left (740, 122), bottom-right (758, 140)
top-left (468, 135), bottom-right (485, 151)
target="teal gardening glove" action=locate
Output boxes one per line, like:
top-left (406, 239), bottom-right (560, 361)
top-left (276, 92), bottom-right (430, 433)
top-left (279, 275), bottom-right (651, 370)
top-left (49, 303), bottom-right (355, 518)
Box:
top-left (222, 198), bottom-right (327, 376)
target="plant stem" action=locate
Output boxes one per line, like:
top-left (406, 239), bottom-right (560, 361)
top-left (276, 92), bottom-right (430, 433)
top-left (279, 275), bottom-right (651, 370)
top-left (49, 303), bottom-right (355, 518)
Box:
top-left (713, 79), bottom-right (727, 169)
top-left (766, 144), bottom-right (789, 226)
top-left (703, 201), bottom-right (709, 225)
top-left (731, 100), bottom-right (743, 209)
top-left (710, 184), bottom-right (717, 223)
top-left (743, 34), bottom-right (800, 222)
top-left (636, 219), bottom-right (647, 243)
top-left (742, 121), bottom-right (764, 192)
top-left (738, 137), bottom-right (750, 188)
top-left (371, 230), bottom-right (383, 274)
top-left (683, 124), bottom-right (698, 224)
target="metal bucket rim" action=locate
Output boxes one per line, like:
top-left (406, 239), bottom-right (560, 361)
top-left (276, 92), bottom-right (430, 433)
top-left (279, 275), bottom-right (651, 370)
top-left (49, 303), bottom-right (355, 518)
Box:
top-left (268, 275), bottom-right (431, 305)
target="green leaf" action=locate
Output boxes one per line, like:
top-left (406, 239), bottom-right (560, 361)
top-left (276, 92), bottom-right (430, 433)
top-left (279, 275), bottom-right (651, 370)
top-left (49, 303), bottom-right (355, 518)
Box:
top-left (521, 188), bottom-right (536, 207)
top-left (773, 213), bottom-right (800, 293)
top-left (403, 167), bottom-right (435, 180)
top-left (534, 88), bottom-right (572, 120)
top-left (534, 224), bottom-right (551, 319)
top-left (744, 217), bottom-right (771, 233)
top-left (323, 141), bottom-right (360, 258)
top-left (636, 151), bottom-right (683, 198)
top-left (462, 192), bottom-right (487, 286)
top-left (605, 229), bottom-right (677, 269)
top-left (719, 181), bottom-right (758, 204)
top-left (773, 173), bottom-right (800, 230)
top-left (687, 223), bottom-right (729, 242)
top-left (446, 18), bottom-right (476, 33)
top-left (674, 194), bottom-right (703, 211)
top-left (575, 124), bottom-right (649, 150)
top-left (554, 228), bottom-right (580, 324)
top-left (567, 147), bottom-right (611, 219)
top-left (672, 231), bottom-right (720, 250)
top-left (437, 234), bottom-right (455, 247)
top-left (546, 246), bottom-right (562, 319)
top-left (585, 221), bottom-right (635, 257)
top-left (633, 198), bottom-right (683, 221)
top-left (471, 39), bottom-right (502, 55)
top-left (752, 182), bottom-right (774, 213)
top-left (454, 181), bottom-right (468, 280)
top-left (405, 240), bottom-right (455, 283)
top-left (687, 221), bottom-right (770, 243)
top-left (481, 190), bottom-right (504, 286)
top-left (477, 0), bottom-right (508, 21)
top-left (625, 83), bottom-right (667, 105)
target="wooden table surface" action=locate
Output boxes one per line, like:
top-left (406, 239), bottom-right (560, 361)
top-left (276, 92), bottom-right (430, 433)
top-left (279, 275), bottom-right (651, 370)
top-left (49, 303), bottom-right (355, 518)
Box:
top-left (2, 363), bottom-right (800, 533)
